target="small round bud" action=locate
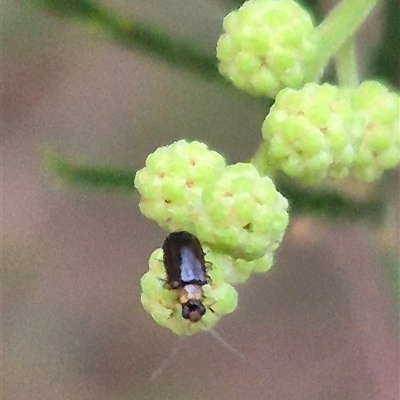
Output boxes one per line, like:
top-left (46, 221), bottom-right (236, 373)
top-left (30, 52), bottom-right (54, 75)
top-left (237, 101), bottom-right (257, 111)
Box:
top-left (217, 0), bottom-right (319, 98)
top-left (350, 81), bottom-right (400, 181)
top-left (205, 251), bottom-right (254, 284)
top-left (261, 83), bottom-right (363, 184)
top-left (235, 251), bottom-right (275, 275)
top-left (205, 249), bottom-right (275, 284)
top-left (203, 283), bottom-right (238, 315)
top-left (134, 140), bottom-right (226, 232)
top-left (194, 163), bottom-right (289, 261)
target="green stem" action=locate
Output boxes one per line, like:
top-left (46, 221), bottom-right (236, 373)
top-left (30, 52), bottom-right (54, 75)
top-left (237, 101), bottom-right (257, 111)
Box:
top-left (308, 0), bottom-right (379, 80)
top-left (334, 38), bottom-right (359, 86)
top-left (251, 142), bottom-right (270, 176)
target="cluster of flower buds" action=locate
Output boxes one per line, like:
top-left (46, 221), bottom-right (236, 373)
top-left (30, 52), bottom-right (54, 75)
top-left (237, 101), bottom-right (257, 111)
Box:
top-left (217, 0), bottom-right (319, 98)
top-left (260, 81), bottom-right (400, 184)
top-left (135, 140), bottom-right (289, 335)
top-left (216, 0), bottom-right (399, 184)
top-left (136, 0), bottom-right (399, 335)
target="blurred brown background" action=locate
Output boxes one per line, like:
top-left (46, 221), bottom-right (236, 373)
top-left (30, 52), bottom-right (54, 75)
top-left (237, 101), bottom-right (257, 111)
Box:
top-left (3, 1), bottom-right (399, 399)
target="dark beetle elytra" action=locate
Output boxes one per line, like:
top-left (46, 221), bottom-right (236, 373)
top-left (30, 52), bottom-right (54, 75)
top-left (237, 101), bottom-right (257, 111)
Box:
top-left (162, 231), bottom-right (207, 289)
top-left (162, 231), bottom-right (208, 322)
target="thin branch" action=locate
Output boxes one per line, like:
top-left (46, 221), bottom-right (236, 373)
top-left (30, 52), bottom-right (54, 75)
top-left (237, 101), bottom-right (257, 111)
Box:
top-left (334, 37), bottom-right (359, 87)
top-left (28, 0), bottom-right (227, 84)
top-left (41, 149), bottom-right (386, 222)
top-left (308, 0), bottom-right (379, 80)
top-left (275, 174), bottom-right (385, 223)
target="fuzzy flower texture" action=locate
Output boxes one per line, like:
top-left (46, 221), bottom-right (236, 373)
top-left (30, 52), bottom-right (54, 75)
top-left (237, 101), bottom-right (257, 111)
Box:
top-left (217, 0), bottom-right (319, 98)
top-left (135, 140), bottom-right (289, 335)
top-left (261, 81), bottom-right (400, 184)
top-left (217, 0), bottom-right (399, 183)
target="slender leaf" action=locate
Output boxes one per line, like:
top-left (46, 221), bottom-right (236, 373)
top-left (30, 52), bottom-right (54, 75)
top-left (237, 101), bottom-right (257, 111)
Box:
top-left (41, 148), bottom-right (136, 192)
top-left (27, 0), bottom-right (227, 84)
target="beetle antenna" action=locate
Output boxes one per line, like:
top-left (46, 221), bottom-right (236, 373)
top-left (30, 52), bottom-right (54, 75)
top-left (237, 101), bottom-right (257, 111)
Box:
top-left (209, 329), bottom-right (264, 373)
top-left (150, 337), bottom-right (185, 380)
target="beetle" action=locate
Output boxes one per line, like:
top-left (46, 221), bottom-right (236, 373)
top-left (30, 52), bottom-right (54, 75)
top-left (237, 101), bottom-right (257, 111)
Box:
top-left (151, 232), bottom-right (263, 380)
top-left (162, 231), bottom-right (209, 322)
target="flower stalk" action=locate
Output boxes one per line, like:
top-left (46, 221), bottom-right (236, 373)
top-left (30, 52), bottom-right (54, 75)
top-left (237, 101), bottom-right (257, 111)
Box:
top-left (308, 0), bottom-right (379, 80)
